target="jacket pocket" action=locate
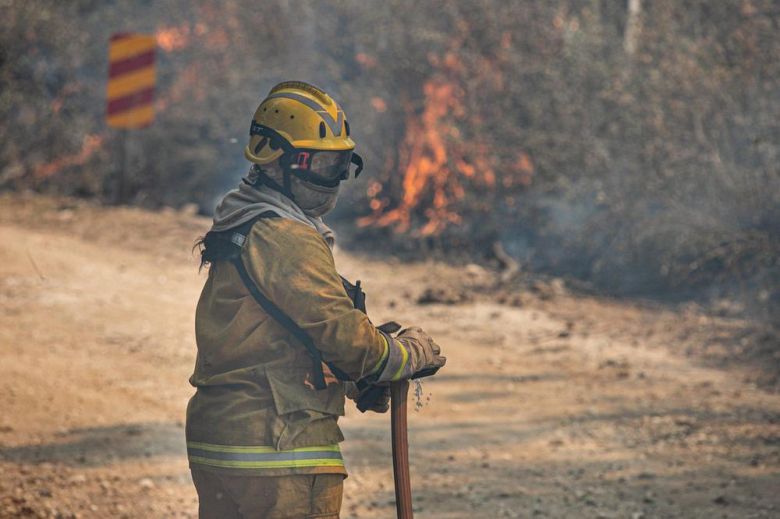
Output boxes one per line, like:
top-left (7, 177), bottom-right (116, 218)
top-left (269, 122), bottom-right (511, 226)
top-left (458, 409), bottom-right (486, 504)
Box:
top-left (265, 366), bottom-right (346, 450)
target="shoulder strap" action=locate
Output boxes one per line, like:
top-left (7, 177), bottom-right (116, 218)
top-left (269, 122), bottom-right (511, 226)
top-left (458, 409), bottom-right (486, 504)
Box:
top-left (229, 217), bottom-right (351, 390)
top-left (200, 211), bottom-right (278, 264)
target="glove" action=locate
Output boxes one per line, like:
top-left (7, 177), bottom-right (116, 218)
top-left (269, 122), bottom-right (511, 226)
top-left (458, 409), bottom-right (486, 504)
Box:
top-left (344, 381), bottom-right (390, 413)
top-left (376, 326), bottom-right (446, 383)
top-left (342, 322), bottom-right (404, 413)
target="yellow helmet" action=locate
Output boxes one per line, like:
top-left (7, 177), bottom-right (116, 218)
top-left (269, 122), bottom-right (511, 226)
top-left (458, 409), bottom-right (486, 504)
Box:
top-left (244, 81), bottom-right (363, 197)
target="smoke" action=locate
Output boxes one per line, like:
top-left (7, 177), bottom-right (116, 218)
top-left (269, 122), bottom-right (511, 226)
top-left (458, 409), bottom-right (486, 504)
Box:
top-left (2, 0), bottom-right (778, 325)
top-left (497, 167), bottom-right (779, 325)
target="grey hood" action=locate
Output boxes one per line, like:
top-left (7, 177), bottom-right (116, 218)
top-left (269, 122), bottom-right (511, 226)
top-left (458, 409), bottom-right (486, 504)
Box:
top-left (210, 181), bottom-right (335, 247)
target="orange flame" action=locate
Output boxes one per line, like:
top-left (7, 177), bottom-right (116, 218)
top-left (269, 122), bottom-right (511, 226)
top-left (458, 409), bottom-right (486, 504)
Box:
top-left (355, 52), bottom-right (378, 69)
top-left (370, 97), bottom-right (387, 113)
top-left (156, 25), bottom-right (190, 52)
top-left (34, 134), bottom-right (105, 179)
top-left (359, 27), bottom-right (533, 237)
top-left (155, 22), bottom-right (229, 112)
top-left (157, 22), bottom-right (230, 53)
top-left (512, 152), bottom-right (534, 187)
top-left (359, 55), bottom-right (499, 236)
top-left (51, 83), bottom-right (81, 114)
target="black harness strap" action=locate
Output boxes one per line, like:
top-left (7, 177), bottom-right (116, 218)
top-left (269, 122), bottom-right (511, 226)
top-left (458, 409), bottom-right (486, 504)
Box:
top-left (231, 255), bottom-right (340, 390)
top-left (215, 215), bottom-right (354, 390)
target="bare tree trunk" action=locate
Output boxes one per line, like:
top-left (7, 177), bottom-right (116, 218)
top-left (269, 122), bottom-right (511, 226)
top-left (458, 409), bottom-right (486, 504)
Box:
top-left (492, 241), bottom-right (520, 283)
top-left (624, 0), bottom-right (642, 56)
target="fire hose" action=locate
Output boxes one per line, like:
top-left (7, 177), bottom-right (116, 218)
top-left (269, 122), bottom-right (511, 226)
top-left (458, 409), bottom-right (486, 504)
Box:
top-left (391, 365), bottom-right (440, 518)
top-left (355, 320), bottom-right (441, 519)
top-left (360, 366), bottom-right (439, 519)
top-left (391, 379), bottom-right (413, 519)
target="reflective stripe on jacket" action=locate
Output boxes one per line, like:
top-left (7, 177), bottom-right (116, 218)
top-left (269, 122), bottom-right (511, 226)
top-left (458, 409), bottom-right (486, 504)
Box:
top-left (187, 442), bottom-right (345, 471)
top-left (186, 216), bottom-right (387, 476)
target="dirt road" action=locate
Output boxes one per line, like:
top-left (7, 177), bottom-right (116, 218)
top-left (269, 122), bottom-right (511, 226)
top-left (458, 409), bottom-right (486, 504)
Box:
top-left (0, 195), bottom-right (778, 518)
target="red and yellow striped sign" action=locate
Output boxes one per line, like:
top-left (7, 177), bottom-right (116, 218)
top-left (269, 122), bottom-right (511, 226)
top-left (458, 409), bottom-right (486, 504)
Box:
top-left (106, 33), bottom-right (156, 128)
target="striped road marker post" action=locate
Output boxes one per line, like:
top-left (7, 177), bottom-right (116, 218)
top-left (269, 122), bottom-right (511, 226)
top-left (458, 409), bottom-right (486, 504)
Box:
top-left (106, 33), bottom-right (156, 202)
top-left (107, 33), bottom-right (156, 128)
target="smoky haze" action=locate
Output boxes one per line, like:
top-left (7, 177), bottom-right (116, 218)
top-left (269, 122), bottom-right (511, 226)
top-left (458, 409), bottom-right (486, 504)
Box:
top-left (1, 0), bottom-right (778, 323)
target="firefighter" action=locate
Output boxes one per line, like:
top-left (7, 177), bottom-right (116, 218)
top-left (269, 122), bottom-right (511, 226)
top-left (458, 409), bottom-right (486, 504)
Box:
top-left (186, 81), bottom-right (446, 519)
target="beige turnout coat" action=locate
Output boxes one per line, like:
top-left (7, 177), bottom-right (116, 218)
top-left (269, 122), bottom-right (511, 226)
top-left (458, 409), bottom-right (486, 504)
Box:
top-left (186, 216), bottom-right (387, 476)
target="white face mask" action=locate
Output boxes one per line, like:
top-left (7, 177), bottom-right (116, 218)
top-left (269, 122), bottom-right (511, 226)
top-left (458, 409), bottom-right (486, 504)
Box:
top-left (292, 178), bottom-right (340, 217)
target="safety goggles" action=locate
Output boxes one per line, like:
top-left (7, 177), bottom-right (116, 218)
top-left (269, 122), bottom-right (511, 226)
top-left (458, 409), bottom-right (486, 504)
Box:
top-left (284, 149), bottom-right (363, 187)
top-left (250, 122), bottom-right (364, 187)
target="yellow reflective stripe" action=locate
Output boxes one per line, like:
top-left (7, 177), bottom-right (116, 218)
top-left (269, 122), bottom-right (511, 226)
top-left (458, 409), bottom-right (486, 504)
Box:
top-left (368, 334), bottom-right (389, 375)
top-left (188, 456), bottom-right (345, 470)
top-left (107, 67), bottom-right (156, 99)
top-left (109, 36), bottom-right (156, 61)
top-left (391, 342), bottom-right (409, 381)
top-left (187, 442), bottom-right (345, 470)
top-left (186, 442), bottom-right (340, 454)
top-left (106, 104), bottom-right (154, 128)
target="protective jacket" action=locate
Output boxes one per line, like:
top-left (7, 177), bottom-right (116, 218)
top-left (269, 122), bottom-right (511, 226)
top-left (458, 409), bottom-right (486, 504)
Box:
top-left (186, 214), bottom-right (388, 476)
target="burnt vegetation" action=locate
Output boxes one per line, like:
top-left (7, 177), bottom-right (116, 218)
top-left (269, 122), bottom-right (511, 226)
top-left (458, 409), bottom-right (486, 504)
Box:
top-left (1, 0), bottom-right (778, 325)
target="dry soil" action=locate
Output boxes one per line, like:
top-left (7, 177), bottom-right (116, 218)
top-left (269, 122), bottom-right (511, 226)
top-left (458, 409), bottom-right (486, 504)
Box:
top-left (0, 194), bottom-right (778, 518)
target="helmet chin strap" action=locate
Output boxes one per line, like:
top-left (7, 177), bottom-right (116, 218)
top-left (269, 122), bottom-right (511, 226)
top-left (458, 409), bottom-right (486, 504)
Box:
top-left (282, 168), bottom-right (294, 199)
top-left (351, 152), bottom-right (364, 178)
top-left (244, 165), bottom-right (295, 201)
top-left (248, 124), bottom-right (299, 200)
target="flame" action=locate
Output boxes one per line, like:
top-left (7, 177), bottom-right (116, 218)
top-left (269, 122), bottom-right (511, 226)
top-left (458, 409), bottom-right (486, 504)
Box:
top-left (358, 75), bottom-right (476, 235)
top-left (359, 58), bottom-right (500, 236)
top-left (156, 25), bottom-right (191, 52)
top-left (157, 22), bottom-right (230, 53)
top-left (512, 152), bottom-right (534, 187)
top-left (34, 134), bottom-right (104, 179)
top-left (51, 83), bottom-right (81, 114)
top-left (359, 27), bottom-right (533, 237)
top-left (155, 22), bottom-right (230, 111)
top-left (355, 52), bottom-right (377, 69)
top-left (370, 97), bottom-right (387, 112)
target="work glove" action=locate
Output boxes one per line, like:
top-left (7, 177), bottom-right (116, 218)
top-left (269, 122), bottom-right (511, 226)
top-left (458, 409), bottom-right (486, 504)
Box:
top-left (344, 381), bottom-right (390, 413)
top-left (376, 326), bottom-right (446, 383)
top-left (344, 321), bottom-right (400, 413)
